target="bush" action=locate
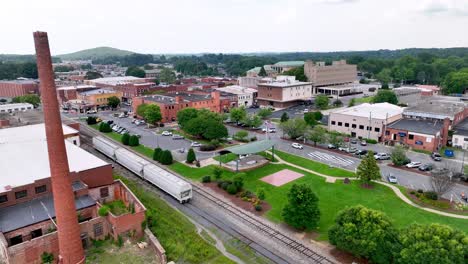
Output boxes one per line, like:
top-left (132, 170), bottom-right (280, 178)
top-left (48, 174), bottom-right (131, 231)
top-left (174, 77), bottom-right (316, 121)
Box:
top-left (116, 235), bottom-right (123, 248)
top-left (121, 133), bottom-right (130, 145)
top-left (217, 181), bottom-right (224, 188)
top-left (417, 189), bottom-right (424, 193)
top-left (364, 138), bottom-right (378, 144)
top-left (41, 252), bottom-right (54, 264)
top-left (234, 131), bottom-right (249, 142)
top-left (220, 181), bottom-right (230, 190)
top-left (257, 188), bottom-right (266, 200)
top-left (200, 144), bottom-right (216, 151)
top-left (240, 190), bottom-right (253, 198)
top-left (195, 160), bottom-right (201, 167)
top-left (410, 191), bottom-right (416, 195)
top-left (233, 174), bottom-right (244, 190)
top-left (250, 136), bottom-right (257, 142)
top-left (255, 205), bottom-right (263, 211)
top-left (160, 150), bottom-right (173, 165)
top-left (99, 122), bottom-right (112, 133)
top-left (153, 147), bottom-right (163, 162)
top-left (98, 205), bottom-right (110, 216)
top-left (186, 148), bottom-right (196, 164)
top-left (129, 135), bottom-right (139, 146)
top-left (227, 184), bottom-right (238, 194)
top-left (210, 139), bottom-right (220, 147)
top-left (202, 175), bottom-right (211, 183)
top-left (213, 166), bottom-right (223, 179)
top-left (282, 184), bottom-right (320, 230)
top-left (424, 191), bottom-right (438, 200)
top-left (86, 116), bottom-right (97, 125)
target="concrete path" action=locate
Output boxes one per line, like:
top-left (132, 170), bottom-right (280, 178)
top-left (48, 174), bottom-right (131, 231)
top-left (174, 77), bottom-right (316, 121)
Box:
top-left (267, 151), bottom-right (468, 220)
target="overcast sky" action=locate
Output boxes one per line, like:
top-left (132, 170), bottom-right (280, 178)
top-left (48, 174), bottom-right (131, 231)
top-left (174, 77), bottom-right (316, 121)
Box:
top-left (1, 0), bottom-right (467, 55)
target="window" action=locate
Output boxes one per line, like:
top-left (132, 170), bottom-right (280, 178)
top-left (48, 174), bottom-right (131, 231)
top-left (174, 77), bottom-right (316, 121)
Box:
top-left (35, 185), bottom-right (47, 194)
top-left (367, 126), bottom-right (371, 131)
top-left (374, 127), bottom-right (380, 132)
top-left (464, 138), bottom-right (468, 142)
top-left (0, 195), bottom-right (7, 203)
top-left (15, 190), bottom-right (27, 199)
top-left (331, 121), bottom-right (336, 125)
top-left (93, 223), bottom-right (103, 237)
top-left (352, 124), bottom-right (357, 128)
top-left (359, 125), bottom-right (364, 130)
top-left (409, 134), bottom-right (414, 140)
top-left (100, 187), bottom-right (109, 198)
top-left (385, 130), bottom-right (390, 135)
top-left (338, 122), bottom-right (342, 126)
top-left (345, 123), bottom-right (349, 127)
top-left (9, 235), bottom-right (23, 246)
top-left (31, 229), bottom-right (43, 239)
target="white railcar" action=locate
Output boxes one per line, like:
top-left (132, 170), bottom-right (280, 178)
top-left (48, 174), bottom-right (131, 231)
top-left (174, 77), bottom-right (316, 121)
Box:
top-left (143, 164), bottom-right (192, 203)
top-left (93, 136), bottom-right (119, 159)
top-left (114, 148), bottom-right (150, 177)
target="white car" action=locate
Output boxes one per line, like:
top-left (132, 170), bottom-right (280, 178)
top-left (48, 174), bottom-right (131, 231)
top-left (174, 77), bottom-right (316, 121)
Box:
top-left (291, 143), bottom-right (303, 149)
top-left (191, 142), bottom-right (201, 147)
top-left (262, 127), bottom-right (276, 133)
top-left (387, 174), bottom-right (398, 184)
top-left (161, 131), bottom-right (173, 136)
top-left (303, 109), bottom-right (309, 113)
top-left (374, 153), bottom-right (390, 160)
top-left (406, 161), bottom-right (422, 168)
top-left (86, 110), bottom-right (97, 114)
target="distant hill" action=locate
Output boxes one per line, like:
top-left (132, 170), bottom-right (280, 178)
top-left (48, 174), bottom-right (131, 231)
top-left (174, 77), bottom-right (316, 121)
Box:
top-left (57, 47), bottom-right (135, 61)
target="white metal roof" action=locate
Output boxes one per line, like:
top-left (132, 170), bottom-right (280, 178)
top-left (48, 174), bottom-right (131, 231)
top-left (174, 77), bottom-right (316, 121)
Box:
top-left (215, 85), bottom-right (257, 95)
top-left (90, 76), bottom-right (144, 85)
top-left (331, 103), bottom-right (404, 119)
top-left (0, 123), bottom-right (78, 144)
top-left (0, 103), bottom-right (34, 111)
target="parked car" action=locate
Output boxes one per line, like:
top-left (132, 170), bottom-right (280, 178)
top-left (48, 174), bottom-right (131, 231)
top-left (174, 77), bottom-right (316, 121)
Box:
top-left (419, 164), bottom-right (433, 171)
top-left (346, 147), bottom-right (357, 153)
top-left (239, 154), bottom-right (250, 159)
top-left (338, 146), bottom-right (347, 151)
top-left (374, 153), bottom-right (391, 160)
top-left (303, 109), bottom-right (309, 113)
top-left (262, 127), bottom-right (276, 133)
top-left (291, 143), bottom-right (303, 149)
top-left (406, 161), bottom-right (422, 168)
top-left (328, 144), bottom-right (337, 149)
top-left (86, 110), bottom-right (97, 114)
top-left (172, 135), bottom-right (184, 140)
top-left (387, 174), bottom-right (398, 184)
top-left (191, 142), bottom-right (201, 147)
top-left (162, 131), bottom-right (173, 136)
top-left (350, 139), bottom-right (358, 144)
top-left (355, 149), bottom-right (368, 156)
top-left (360, 140), bottom-right (367, 146)
top-left (431, 152), bottom-right (442, 161)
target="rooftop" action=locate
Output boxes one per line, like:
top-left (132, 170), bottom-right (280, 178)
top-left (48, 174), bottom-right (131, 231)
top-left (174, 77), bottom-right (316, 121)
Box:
top-left (0, 124), bottom-right (108, 192)
top-left (387, 118), bottom-right (444, 135)
top-left (89, 76), bottom-right (144, 85)
top-left (273, 61), bottom-right (305, 67)
top-left (0, 103), bottom-right (34, 111)
top-left (331, 103), bottom-right (404, 119)
top-left (258, 77), bottom-right (312, 88)
top-left (57, 85), bottom-right (97, 91)
top-left (453, 118), bottom-right (468, 136)
top-left (79, 88), bottom-right (118, 96)
top-left (0, 80), bottom-right (37, 84)
top-left (404, 99), bottom-right (466, 119)
top-left (215, 85), bottom-right (257, 95)
top-left (143, 92), bottom-right (216, 104)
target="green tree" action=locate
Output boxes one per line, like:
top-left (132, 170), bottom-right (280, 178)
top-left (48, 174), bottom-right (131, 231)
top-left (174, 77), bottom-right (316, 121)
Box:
top-left (144, 104), bottom-right (162, 125)
top-left (128, 135), bottom-right (139, 146)
top-left (328, 206), bottom-right (397, 264)
top-left (258, 66), bottom-right (267, 77)
top-left (243, 114), bottom-right (262, 128)
top-left (279, 118), bottom-right (308, 139)
top-left (348, 98), bottom-right (356, 107)
top-left (373, 90), bottom-right (398, 105)
top-left (391, 145), bottom-right (409, 166)
top-left (229, 107), bottom-right (247, 123)
top-left (328, 132), bottom-right (344, 147)
top-left (280, 112), bottom-right (289, 122)
top-left (107, 96), bottom-right (120, 109)
top-left (185, 117), bottom-right (207, 138)
top-left (99, 122), bottom-right (112, 133)
top-left (304, 112), bottom-right (318, 127)
top-left (282, 184), bottom-right (320, 230)
top-left (332, 99), bottom-right (343, 107)
top-left (160, 67), bottom-right (176, 83)
top-left (84, 71), bottom-right (103, 80)
top-left (136, 103), bottom-right (148, 117)
top-left (54, 65), bottom-right (74, 72)
top-left (282, 66), bottom-right (307, 81)
top-left (442, 68), bottom-right (468, 94)
top-left (213, 166), bottom-right (223, 179)
top-left (125, 66), bottom-right (146, 78)
top-left (257, 108), bottom-right (273, 119)
top-left (203, 120), bottom-right (228, 140)
top-left (186, 148), bottom-right (196, 164)
top-left (121, 133), bottom-right (130, 145)
top-left (234, 130), bottom-right (249, 142)
top-left (307, 126), bottom-right (327, 146)
top-left (312, 111), bottom-right (323, 121)
top-left (314, 95), bottom-right (329, 110)
top-left (86, 116), bottom-right (97, 125)
top-left (177, 108), bottom-right (199, 128)
top-left (153, 147), bottom-right (163, 162)
top-left (80, 64), bottom-right (92, 70)
top-left (12, 94), bottom-right (41, 107)
top-left (160, 150), bottom-right (173, 165)
top-left (356, 150), bottom-right (381, 187)
top-left (257, 187), bottom-right (266, 200)
top-left (375, 68), bottom-right (392, 85)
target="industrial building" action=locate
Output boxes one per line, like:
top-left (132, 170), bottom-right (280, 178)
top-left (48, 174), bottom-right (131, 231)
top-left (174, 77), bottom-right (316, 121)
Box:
top-left (304, 60), bottom-right (357, 87)
top-left (0, 103), bottom-right (34, 114)
top-left (403, 97), bottom-right (468, 127)
top-left (215, 85), bottom-right (257, 107)
top-left (0, 80), bottom-right (39, 98)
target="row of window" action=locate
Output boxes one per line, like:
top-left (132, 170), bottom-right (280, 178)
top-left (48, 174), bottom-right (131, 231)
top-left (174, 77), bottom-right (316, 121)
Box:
top-left (331, 121), bottom-right (380, 132)
top-left (0, 185), bottom-right (47, 203)
top-left (0, 107), bottom-right (32, 113)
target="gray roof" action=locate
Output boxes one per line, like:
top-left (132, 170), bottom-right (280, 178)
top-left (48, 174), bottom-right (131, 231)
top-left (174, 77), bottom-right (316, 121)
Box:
top-left (453, 118), bottom-right (468, 136)
top-left (403, 100), bottom-right (466, 119)
top-left (224, 140), bottom-right (276, 155)
top-left (0, 194), bottom-right (95, 233)
top-left (387, 119), bottom-right (443, 135)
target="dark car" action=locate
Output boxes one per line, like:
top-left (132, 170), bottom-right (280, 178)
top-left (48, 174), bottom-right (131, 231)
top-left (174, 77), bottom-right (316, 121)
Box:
top-left (350, 139), bottom-right (358, 144)
top-left (419, 164), bottom-right (433, 171)
top-left (172, 135), bottom-right (184, 140)
top-left (355, 149), bottom-right (368, 156)
top-left (431, 152), bottom-right (442, 161)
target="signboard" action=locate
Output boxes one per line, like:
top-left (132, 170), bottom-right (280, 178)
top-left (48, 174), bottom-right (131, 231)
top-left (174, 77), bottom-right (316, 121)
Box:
top-left (415, 141), bottom-right (423, 145)
top-left (398, 132), bottom-right (407, 137)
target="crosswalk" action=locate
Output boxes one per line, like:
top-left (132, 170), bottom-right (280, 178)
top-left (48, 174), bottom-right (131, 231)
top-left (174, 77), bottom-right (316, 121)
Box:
top-left (307, 151), bottom-right (355, 166)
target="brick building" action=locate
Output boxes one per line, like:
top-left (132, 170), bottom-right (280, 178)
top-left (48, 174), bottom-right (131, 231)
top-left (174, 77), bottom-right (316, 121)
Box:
top-left (77, 88), bottom-right (123, 109)
top-left (256, 76), bottom-right (313, 108)
top-left (403, 98), bottom-right (468, 128)
top-left (0, 80), bottom-right (39, 98)
top-left (304, 60), bottom-right (357, 87)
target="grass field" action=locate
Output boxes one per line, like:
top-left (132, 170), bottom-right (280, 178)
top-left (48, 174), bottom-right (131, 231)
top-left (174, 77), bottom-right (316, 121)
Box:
top-left (213, 153), bottom-right (238, 163)
top-left (354, 96), bottom-right (374, 104)
top-left (115, 175), bottom-right (235, 264)
top-left (273, 150), bottom-right (355, 177)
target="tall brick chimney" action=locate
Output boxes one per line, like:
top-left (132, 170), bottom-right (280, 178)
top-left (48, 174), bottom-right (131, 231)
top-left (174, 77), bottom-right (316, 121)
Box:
top-left (33, 32), bottom-right (85, 264)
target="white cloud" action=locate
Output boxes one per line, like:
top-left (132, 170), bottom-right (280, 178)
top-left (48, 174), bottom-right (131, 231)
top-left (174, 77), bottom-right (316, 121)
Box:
top-left (420, 0), bottom-right (468, 16)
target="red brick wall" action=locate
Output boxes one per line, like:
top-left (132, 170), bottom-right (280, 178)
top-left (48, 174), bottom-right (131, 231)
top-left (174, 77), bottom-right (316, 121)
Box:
top-left (0, 119), bottom-right (10, 128)
top-left (384, 128), bottom-right (441, 152)
top-left (0, 82), bottom-right (39, 97)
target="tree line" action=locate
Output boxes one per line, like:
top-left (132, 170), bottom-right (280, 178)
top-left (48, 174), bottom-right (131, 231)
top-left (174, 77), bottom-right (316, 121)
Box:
top-left (0, 62), bottom-right (38, 80)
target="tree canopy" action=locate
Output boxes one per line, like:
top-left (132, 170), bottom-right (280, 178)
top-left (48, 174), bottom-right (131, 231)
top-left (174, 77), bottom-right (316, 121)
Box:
top-left (442, 68), bottom-right (468, 94)
top-left (12, 94), bottom-right (41, 107)
top-left (258, 66), bottom-right (267, 77)
top-left (182, 108), bottom-right (227, 140)
top-left (136, 103), bottom-right (148, 117)
top-left (125, 66), bottom-right (146, 78)
top-left (229, 107), bottom-right (247, 123)
top-left (307, 126), bottom-right (327, 146)
top-left (314, 95), bottom-right (329, 110)
top-left (356, 150), bottom-right (381, 186)
top-left (372, 90), bottom-right (398, 105)
top-left (177, 107), bottom-right (199, 128)
top-left (107, 96), bottom-right (120, 109)
top-left (282, 184), bottom-right (320, 230)
top-left (159, 67), bottom-right (176, 84)
top-left (144, 104), bottom-right (162, 125)
top-left (282, 66), bottom-right (307, 81)
top-left (84, 71), bottom-right (103, 80)
top-left (279, 118), bottom-right (308, 139)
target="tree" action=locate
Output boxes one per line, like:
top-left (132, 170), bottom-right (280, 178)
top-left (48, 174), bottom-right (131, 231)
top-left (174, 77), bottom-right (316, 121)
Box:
top-left (86, 116), bottom-right (97, 125)
top-left (177, 108), bottom-right (199, 128)
top-left (243, 114), bottom-right (262, 128)
top-left (328, 132), bottom-right (344, 147)
top-left (80, 64), bottom-right (92, 70)
top-left (304, 112), bottom-right (318, 127)
top-left (107, 96), bottom-right (120, 109)
top-left (213, 166), bottom-right (223, 179)
top-left (332, 99), bottom-right (343, 107)
top-left (160, 150), bottom-right (173, 165)
top-left (348, 98), bottom-right (356, 107)
top-left (234, 130), bottom-right (249, 142)
top-left (307, 126), bottom-right (327, 146)
top-left (430, 168), bottom-right (455, 196)
top-left (84, 71), bottom-right (103, 80)
top-left (282, 66), bottom-right (307, 81)
top-left (203, 120), bottom-right (228, 140)
top-left (12, 94), bottom-right (41, 107)
top-left (375, 68), bottom-right (392, 85)
top-left (125, 66), bottom-right (146, 78)
top-left (356, 150), bottom-right (381, 187)
top-left (279, 118), bottom-right (308, 139)
top-left (442, 68), bottom-right (468, 94)
top-left (144, 104), bottom-right (162, 125)
top-left (99, 122), bottom-right (112, 133)
top-left (395, 223), bottom-right (467, 264)
top-left (159, 67), bottom-right (176, 83)
top-left (282, 184), bottom-right (320, 230)
top-left (328, 206), bottom-right (397, 264)
top-left (258, 66), bottom-right (267, 77)
top-left (373, 90), bottom-right (398, 105)
top-left (257, 108), bottom-right (273, 119)
top-left (54, 65), bottom-right (74, 72)
top-left (229, 107), bottom-right (247, 123)
top-left (153, 147), bottom-right (163, 162)
top-left (128, 135), bottom-right (139, 146)
top-left (391, 145), bottom-right (409, 166)
top-left (280, 112), bottom-right (289, 122)
top-left (314, 95), bottom-right (329, 110)
top-left (136, 103), bottom-right (148, 117)
top-left (312, 111), bottom-right (323, 121)
top-left (186, 148), bottom-right (196, 164)
top-left (257, 187), bottom-right (266, 200)
top-left (121, 133), bottom-right (130, 145)
top-left (185, 117), bottom-right (207, 138)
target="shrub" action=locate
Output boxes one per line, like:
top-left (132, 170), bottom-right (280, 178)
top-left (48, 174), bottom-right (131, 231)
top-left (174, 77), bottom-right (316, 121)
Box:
top-left (99, 122), bottom-right (112, 133)
top-left (217, 180), bottom-right (224, 188)
top-left (160, 150), bottom-right (173, 165)
top-left (186, 148), bottom-right (196, 164)
top-left (116, 235), bottom-right (123, 248)
top-left (410, 191), bottom-right (416, 195)
top-left (210, 139), bottom-right (220, 147)
top-left (153, 147), bottom-right (163, 162)
top-left (227, 184), bottom-right (238, 194)
top-left (424, 191), bottom-right (438, 200)
top-left (213, 166), bottom-right (223, 179)
top-left (220, 181), bottom-right (230, 190)
top-left (257, 188), bottom-right (266, 200)
top-left (200, 144), bottom-right (216, 151)
top-left (202, 175), bottom-right (211, 183)
top-left (41, 252), bottom-right (54, 264)
top-left (255, 205), bottom-right (263, 211)
top-left (233, 174), bottom-right (244, 190)
top-left (129, 135), bottom-right (139, 146)
top-left (121, 133), bottom-right (130, 145)
top-left (364, 138), bottom-right (378, 144)
top-left (240, 190), bottom-right (253, 198)
top-left (98, 205), bottom-right (110, 216)
top-left (86, 116), bottom-right (97, 125)
top-left (282, 184), bottom-right (320, 230)
top-left (417, 189), bottom-right (424, 193)
top-left (234, 131), bottom-right (249, 142)
top-left (250, 136), bottom-right (257, 141)
top-left (195, 160), bottom-right (201, 167)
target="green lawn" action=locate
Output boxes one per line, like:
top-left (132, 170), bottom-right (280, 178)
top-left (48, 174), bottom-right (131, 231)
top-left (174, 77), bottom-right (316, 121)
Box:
top-left (354, 96), bottom-right (374, 104)
top-left (169, 163), bottom-right (468, 240)
top-left (213, 153), bottom-right (238, 163)
top-left (273, 150), bottom-right (355, 177)
top-left (115, 175), bottom-right (235, 264)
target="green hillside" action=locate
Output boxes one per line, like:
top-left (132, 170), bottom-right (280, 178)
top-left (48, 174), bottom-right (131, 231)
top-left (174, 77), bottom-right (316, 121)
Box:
top-left (58, 46), bottom-right (135, 60)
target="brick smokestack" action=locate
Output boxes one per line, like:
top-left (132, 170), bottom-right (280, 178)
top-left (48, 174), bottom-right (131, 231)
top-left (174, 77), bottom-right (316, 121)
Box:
top-left (33, 32), bottom-right (85, 264)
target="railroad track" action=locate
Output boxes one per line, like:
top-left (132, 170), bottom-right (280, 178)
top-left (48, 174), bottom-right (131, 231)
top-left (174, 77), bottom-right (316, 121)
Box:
top-left (78, 122), bottom-right (335, 264)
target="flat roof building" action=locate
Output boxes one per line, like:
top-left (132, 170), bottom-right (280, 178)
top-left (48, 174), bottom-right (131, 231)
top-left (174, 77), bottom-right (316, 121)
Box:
top-left (216, 85), bottom-right (257, 107)
top-left (304, 60), bottom-right (357, 87)
top-left (256, 76), bottom-right (314, 108)
top-left (0, 80), bottom-right (39, 98)
top-left (403, 98), bottom-right (468, 127)
top-left (0, 103), bottom-right (34, 114)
